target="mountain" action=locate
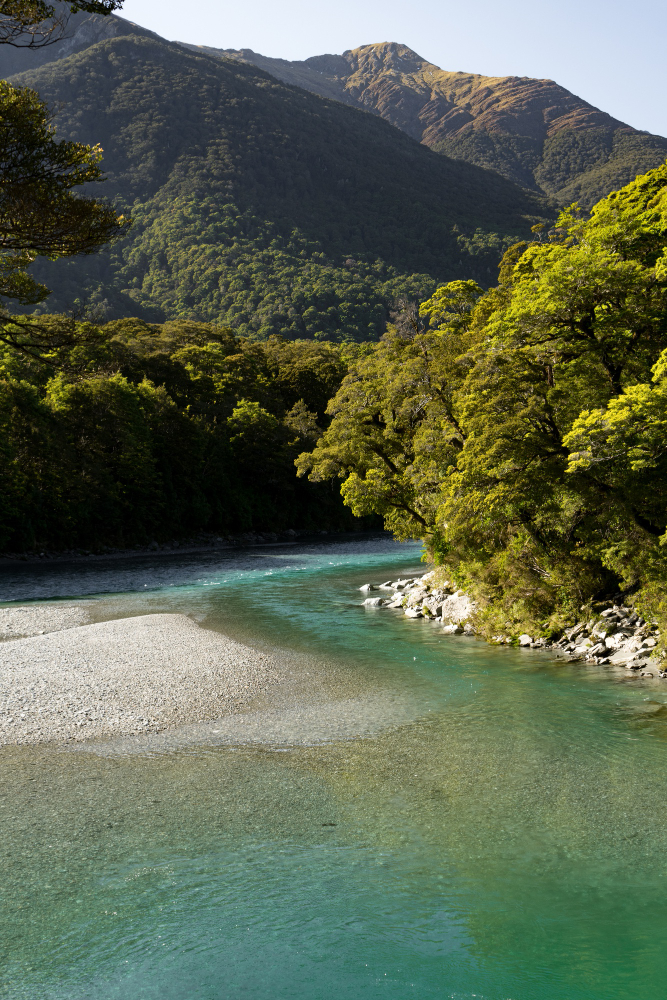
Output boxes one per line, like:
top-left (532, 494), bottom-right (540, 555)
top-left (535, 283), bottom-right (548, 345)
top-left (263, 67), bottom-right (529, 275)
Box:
top-left (4, 20), bottom-right (665, 211)
top-left (191, 41), bottom-right (667, 207)
top-left (6, 29), bottom-right (546, 338)
top-left (0, 10), bottom-right (161, 76)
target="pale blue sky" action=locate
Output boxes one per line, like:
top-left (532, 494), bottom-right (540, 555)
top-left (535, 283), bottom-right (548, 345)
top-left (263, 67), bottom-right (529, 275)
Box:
top-left (121, 0), bottom-right (667, 136)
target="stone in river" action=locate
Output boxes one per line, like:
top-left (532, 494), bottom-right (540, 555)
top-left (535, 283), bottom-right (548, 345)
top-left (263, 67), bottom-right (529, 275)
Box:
top-left (518, 634), bottom-right (533, 646)
top-left (363, 597), bottom-right (386, 607)
top-left (386, 597), bottom-right (404, 609)
top-left (359, 584), bottom-right (378, 592)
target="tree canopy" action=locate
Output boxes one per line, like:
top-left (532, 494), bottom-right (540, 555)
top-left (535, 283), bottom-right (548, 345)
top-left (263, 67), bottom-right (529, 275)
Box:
top-left (0, 75), bottom-right (129, 357)
top-left (0, 316), bottom-right (368, 550)
top-left (299, 164), bottom-right (667, 632)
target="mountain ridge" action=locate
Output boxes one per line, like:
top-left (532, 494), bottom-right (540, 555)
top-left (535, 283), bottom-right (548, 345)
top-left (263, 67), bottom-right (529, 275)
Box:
top-left (7, 30), bottom-right (546, 336)
top-left (3, 19), bottom-right (664, 207)
top-left (187, 40), bottom-right (667, 205)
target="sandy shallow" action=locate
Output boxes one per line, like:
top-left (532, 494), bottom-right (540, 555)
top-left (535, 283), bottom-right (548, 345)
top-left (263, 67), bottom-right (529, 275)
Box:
top-left (0, 613), bottom-right (284, 745)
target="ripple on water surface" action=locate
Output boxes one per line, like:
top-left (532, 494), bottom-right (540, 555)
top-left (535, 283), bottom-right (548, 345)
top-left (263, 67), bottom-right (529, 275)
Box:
top-left (0, 538), bottom-right (666, 1000)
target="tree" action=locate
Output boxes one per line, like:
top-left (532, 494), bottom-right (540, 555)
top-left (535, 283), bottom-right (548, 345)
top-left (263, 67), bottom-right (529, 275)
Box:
top-left (296, 284), bottom-right (483, 538)
top-left (0, 80), bottom-right (129, 356)
top-left (298, 164), bottom-right (667, 631)
top-left (0, 0), bottom-right (128, 354)
top-left (0, 0), bottom-right (123, 48)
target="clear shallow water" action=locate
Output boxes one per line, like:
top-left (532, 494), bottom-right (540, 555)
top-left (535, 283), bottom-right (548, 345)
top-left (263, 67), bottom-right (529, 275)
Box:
top-left (1, 538), bottom-right (666, 999)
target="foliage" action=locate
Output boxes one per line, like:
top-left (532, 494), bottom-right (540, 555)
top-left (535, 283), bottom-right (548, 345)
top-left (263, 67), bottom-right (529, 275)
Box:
top-left (9, 32), bottom-right (548, 336)
top-left (0, 0), bottom-right (122, 47)
top-left (0, 315), bottom-right (371, 551)
top-left (0, 77), bottom-right (128, 338)
top-left (300, 164), bottom-right (667, 631)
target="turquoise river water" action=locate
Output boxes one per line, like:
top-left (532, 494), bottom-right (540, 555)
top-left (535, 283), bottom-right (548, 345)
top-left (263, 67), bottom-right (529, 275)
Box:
top-left (0, 536), bottom-right (666, 999)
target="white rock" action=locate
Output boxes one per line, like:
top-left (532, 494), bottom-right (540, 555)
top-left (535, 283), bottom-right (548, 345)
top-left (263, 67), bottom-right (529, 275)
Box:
top-left (386, 599), bottom-right (404, 609)
top-left (363, 597), bottom-right (386, 607)
top-left (406, 589), bottom-right (428, 608)
top-left (443, 624), bottom-right (464, 634)
top-left (404, 608), bottom-right (423, 619)
top-left (610, 648), bottom-right (649, 665)
top-left (518, 634), bottom-right (533, 646)
top-left (359, 584), bottom-right (377, 592)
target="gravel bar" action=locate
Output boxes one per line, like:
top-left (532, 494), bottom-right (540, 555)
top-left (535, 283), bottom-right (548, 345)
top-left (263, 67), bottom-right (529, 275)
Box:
top-left (0, 613), bottom-right (284, 745)
top-left (0, 603), bottom-right (92, 640)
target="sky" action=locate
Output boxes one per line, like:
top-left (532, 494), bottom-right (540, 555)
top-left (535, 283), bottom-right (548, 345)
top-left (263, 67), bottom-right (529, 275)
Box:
top-left (120, 0), bottom-right (667, 136)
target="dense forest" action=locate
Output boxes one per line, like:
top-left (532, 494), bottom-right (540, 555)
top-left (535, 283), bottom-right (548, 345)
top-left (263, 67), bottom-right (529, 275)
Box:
top-left (0, 320), bottom-right (373, 550)
top-left (3, 166), bottom-right (666, 643)
top-left (300, 165), bottom-right (667, 636)
top-left (8, 31), bottom-right (547, 332)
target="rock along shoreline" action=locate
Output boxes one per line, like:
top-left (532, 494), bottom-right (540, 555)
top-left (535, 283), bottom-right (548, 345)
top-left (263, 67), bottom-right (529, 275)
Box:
top-left (358, 571), bottom-right (666, 681)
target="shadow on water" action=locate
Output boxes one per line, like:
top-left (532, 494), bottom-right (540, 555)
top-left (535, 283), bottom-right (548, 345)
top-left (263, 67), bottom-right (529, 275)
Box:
top-left (0, 538), bottom-right (666, 999)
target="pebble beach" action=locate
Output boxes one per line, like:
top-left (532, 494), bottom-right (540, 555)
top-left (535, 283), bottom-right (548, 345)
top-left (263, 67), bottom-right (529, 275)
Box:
top-left (0, 610), bottom-right (283, 745)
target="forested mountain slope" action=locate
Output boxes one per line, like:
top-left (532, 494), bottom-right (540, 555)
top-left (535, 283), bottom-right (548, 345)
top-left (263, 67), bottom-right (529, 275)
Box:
top-left (203, 41), bottom-right (667, 207)
top-left (5, 17), bottom-right (664, 212)
top-left (8, 32), bottom-right (546, 337)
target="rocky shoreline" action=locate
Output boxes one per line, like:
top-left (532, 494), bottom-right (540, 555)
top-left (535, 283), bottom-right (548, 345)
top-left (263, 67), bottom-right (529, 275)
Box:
top-left (359, 571), bottom-right (667, 680)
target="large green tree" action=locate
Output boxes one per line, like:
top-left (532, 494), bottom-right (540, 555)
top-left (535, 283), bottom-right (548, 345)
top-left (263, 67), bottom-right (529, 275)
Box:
top-left (299, 164), bottom-right (667, 630)
top-left (0, 0), bottom-right (128, 355)
top-left (0, 80), bottom-right (129, 357)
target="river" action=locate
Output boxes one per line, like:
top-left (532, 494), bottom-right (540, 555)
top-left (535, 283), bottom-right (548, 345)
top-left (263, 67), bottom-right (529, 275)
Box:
top-left (0, 536), bottom-right (666, 999)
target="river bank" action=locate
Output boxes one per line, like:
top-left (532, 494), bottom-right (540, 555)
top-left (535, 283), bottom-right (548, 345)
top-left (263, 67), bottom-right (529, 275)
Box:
top-left (359, 571), bottom-right (667, 681)
top-left (0, 528), bottom-right (383, 566)
top-left (2, 545), bottom-right (665, 748)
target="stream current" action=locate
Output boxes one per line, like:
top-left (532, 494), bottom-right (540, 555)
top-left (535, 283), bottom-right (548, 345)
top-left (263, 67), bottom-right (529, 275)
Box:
top-left (0, 536), bottom-right (666, 999)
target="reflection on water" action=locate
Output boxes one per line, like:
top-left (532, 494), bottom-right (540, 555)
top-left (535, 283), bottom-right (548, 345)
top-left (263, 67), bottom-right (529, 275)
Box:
top-left (0, 539), bottom-right (666, 999)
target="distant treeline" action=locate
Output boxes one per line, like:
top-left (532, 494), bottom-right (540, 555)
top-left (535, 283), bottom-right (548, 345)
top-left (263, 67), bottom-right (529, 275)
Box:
top-left (0, 319), bottom-right (375, 551)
